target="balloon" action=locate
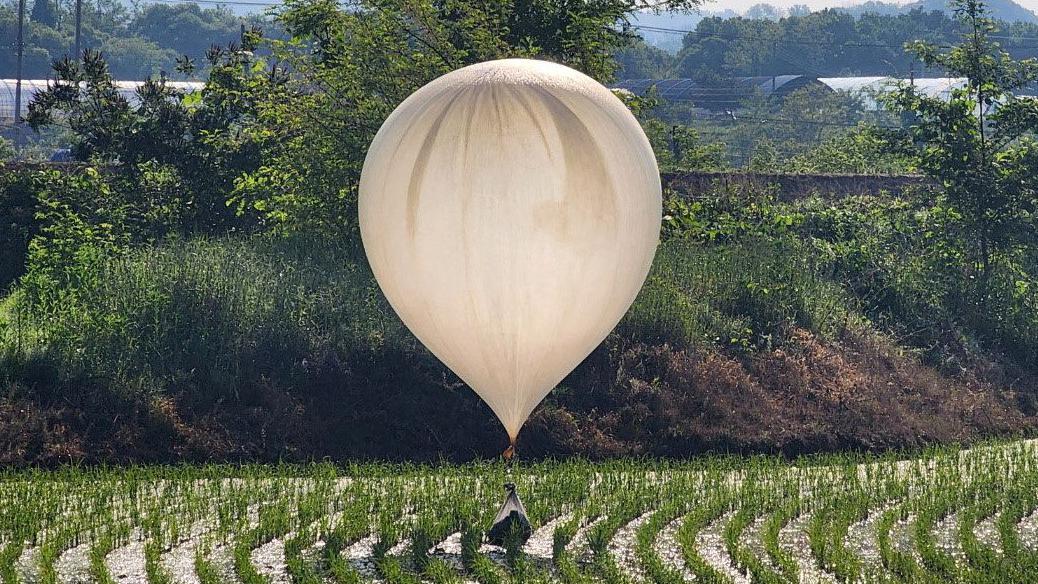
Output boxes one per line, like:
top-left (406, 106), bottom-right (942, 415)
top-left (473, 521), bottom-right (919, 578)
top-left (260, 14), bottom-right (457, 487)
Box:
top-left (359, 58), bottom-right (661, 443)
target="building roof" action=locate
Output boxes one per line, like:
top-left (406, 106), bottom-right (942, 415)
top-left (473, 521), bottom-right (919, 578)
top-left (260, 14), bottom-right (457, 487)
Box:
top-left (612, 75), bottom-right (830, 110)
top-left (817, 77), bottom-right (968, 109)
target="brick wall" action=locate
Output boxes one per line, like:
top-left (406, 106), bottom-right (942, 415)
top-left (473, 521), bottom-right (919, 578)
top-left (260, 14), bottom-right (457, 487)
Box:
top-left (662, 170), bottom-right (934, 201)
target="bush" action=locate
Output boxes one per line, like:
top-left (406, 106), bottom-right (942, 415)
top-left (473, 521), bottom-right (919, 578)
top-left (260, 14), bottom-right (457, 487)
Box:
top-left (7, 228), bottom-right (861, 395)
top-left (621, 238), bottom-right (852, 351)
top-left (13, 181), bottom-right (1038, 389)
top-left (0, 170), bottom-right (40, 292)
top-left (10, 235), bottom-right (402, 398)
top-left (657, 184), bottom-right (1038, 375)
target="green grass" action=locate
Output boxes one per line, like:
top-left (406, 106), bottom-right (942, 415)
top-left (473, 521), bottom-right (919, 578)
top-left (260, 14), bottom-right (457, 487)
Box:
top-left (0, 230), bottom-right (856, 403)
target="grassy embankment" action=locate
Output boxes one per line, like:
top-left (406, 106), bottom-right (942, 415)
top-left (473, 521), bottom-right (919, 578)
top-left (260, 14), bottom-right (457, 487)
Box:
top-left (1, 187), bottom-right (1036, 464)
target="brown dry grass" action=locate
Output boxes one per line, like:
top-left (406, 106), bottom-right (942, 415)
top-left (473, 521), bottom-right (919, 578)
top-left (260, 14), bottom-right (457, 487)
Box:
top-left (1, 327), bottom-right (1034, 466)
top-left (525, 326), bottom-right (1035, 458)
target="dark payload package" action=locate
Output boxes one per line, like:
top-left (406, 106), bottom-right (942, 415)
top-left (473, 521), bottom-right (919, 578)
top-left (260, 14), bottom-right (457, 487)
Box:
top-left (486, 483), bottom-right (533, 546)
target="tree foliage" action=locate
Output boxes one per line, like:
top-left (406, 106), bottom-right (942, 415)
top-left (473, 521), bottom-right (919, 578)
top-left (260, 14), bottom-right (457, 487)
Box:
top-left (887, 0), bottom-right (1038, 302)
top-left (21, 0), bottom-right (704, 239)
top-left (0, 2), bottom-right (274, 79)
top-left (25, 40), bottom-right (281, 235)
top-left (226, 0), bottom-right (701, 232)
top-left (672, 6), bottom-right (1038, 79)
top-left (29, 0), bottom-right (58, 28)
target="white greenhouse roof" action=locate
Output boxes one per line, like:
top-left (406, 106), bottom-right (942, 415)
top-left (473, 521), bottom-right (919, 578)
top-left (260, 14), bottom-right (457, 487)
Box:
top-left (0, 79), bottom-right (204, 123)
top-left (818, 77), bottom-right (968, 110)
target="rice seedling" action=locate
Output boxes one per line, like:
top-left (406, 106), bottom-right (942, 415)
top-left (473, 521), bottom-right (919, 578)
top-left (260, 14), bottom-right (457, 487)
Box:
top-left (0, 441), bottom-right (1035, 583)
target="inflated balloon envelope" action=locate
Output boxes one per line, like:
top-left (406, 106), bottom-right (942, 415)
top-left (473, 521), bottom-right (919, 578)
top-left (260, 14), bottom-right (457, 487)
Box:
top-left (359, 58), bottom-right (662, 454)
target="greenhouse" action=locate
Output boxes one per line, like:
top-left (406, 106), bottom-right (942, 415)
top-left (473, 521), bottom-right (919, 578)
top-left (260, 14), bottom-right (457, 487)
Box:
top-left (611, 75), bottom-right (830, 110)
top-left (0, 79), bottom-right (205, 123)
top-left (612, 75), bottom-right (975, 113)
top-left (818, 76), bottom-right (968, 110)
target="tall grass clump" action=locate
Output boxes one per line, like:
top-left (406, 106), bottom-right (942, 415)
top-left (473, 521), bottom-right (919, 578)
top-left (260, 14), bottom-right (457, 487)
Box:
top-left (7, 235), bottom-right (407, 399)
top-left (621, 238), bottom-right (853, 350)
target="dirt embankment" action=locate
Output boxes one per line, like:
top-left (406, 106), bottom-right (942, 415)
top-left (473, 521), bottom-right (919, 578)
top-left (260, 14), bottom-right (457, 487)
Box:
top-left (1, 327), bottom-right (1034, 467)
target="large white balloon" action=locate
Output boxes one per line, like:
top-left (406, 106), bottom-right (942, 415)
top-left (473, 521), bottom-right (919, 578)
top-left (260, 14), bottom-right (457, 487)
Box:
top-left (359, 58), bottom-right (661, 443)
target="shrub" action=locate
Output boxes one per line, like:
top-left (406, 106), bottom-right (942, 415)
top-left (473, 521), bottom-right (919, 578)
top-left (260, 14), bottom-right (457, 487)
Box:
top-left (0, 170), bottom-right (40, 292)
top-left (10, 235), bottom-right (401, 399)
top-left (621, 238), bottom-right (853, 351)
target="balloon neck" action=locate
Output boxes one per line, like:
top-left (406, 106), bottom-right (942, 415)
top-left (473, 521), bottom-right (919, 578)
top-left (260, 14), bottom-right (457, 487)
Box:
top-left (503, 443), bottom-right (515, 461)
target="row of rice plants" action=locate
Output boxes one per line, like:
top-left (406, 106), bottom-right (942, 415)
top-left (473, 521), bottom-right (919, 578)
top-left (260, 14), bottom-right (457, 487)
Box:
top-left (1, 442), bottom-right (1037, 582)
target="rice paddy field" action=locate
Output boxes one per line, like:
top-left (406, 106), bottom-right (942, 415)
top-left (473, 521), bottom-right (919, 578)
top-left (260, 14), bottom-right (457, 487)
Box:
top-left (2, 440), bottom-right (1038, 584)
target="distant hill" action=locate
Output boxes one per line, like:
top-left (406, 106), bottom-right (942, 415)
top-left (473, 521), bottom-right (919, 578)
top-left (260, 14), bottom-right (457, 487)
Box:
top-left (630, 9), bottom-right (735, 52)
top-left (839, 0), bottom-right (1038, 23)
top-left (633, 0), bottom-right (1038, 53)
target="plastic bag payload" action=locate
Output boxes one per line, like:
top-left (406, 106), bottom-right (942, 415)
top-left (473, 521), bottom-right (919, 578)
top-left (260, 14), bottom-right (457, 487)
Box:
top-left (487, 483), bottom-right (533, 546)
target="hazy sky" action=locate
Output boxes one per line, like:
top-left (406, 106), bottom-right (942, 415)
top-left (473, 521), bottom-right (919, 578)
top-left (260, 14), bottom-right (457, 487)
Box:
top-left (709, 0), bottom-right (1038, 12)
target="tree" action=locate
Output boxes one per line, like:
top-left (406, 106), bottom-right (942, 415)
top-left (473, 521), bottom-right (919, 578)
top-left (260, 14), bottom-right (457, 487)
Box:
top-left (226, 0), bottom-right (703, 233)
top-left (745, 3), bottom-right (782, 21)
top-left (615, 37), bottom-right (675, 79)
top-left (0, 1), bottom-right (277, 80)
top-left (783, 125), bottom-right (916, 173)
top-left (129, 4), bottom-right (268, 64)
top-left (673, 8), bottom-right (982, 78)
top-left (887, 0), bottom-right (1038, 303)
top-left (25, 38), bottom-right (281, 235)
top-left (707, 85), bottom-right (869, 166)
top-left (30, 0), bottom-right (58, 28)
top-left (24, 0), bottom-right (704, 237)
top-left (788, 4), bottom-right (811, 17)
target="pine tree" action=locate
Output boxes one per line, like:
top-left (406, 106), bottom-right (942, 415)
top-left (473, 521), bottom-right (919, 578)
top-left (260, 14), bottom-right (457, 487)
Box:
top-left (30, 0), bottom-right (59, 28)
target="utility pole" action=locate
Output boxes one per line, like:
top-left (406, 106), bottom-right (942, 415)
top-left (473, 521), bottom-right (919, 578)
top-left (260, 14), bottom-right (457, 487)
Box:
top-left (74, 0), bottom-right (82, 59)
top-left (240, 21), bottom-right (252, 78)
top-left (14, 0), bottom-right (25, 128)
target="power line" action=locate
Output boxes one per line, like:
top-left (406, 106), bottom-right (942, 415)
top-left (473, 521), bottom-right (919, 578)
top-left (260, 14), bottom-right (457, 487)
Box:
top-left (140, 0), bottom-right (280, 6)
top-left (633, 24), bottom-right (908, 47)
top-left (712, 115), bottom-right (900, 129)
